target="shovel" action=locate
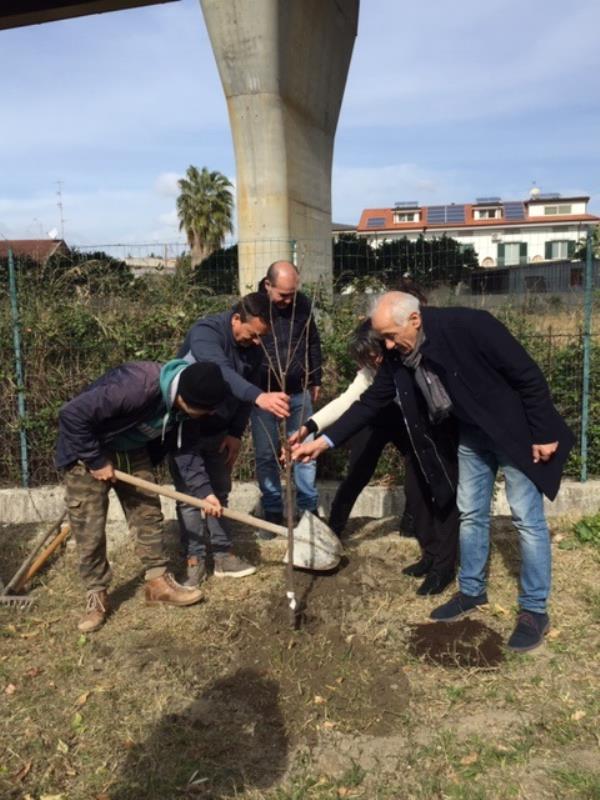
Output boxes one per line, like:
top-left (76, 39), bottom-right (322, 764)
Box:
top-left (113, 469), bottom-right (342, 571)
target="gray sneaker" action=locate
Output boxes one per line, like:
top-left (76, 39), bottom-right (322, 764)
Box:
top-left (213, 553), bottom-right (257, 578)
top-left (183, 560), bottom-right (207, 588)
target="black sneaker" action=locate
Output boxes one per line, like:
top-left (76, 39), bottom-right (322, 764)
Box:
top-left (506, 611), bottom-right (550, 653)
top-left (416, 570), bottom-right (455, 596)
top-left (430, 591), bottom-right (488, 622)
top-left (255, 511), bottom-right (282, 541)
top-left (402, 556), bottom-right (433, 577)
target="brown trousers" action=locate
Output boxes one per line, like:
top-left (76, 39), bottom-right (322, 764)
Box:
top-left (64, 448), bottom-right (167, 591)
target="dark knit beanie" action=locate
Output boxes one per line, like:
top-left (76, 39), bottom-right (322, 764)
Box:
top-left (177, 362), bottom-right (227, 409)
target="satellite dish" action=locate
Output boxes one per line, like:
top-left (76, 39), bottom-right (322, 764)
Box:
top-left (47, 228), bottom-right (59, 239)
top-left (529, 186), bottom-right (541, 199)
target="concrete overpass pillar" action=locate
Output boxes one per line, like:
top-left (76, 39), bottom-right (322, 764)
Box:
top-left (200, 0), bottom-right (359, 291)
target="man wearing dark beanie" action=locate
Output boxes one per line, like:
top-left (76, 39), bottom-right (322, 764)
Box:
top-left (177, 362), bottom-right (228, 410)
top-left (55, 357), bottom-right (231, 634)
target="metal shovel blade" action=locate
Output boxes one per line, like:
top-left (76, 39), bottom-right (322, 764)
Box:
top-left (283, 512), bottom-right (343, 571)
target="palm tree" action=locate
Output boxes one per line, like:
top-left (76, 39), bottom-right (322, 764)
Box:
top-left (176, 166), bottom-right (234, 267)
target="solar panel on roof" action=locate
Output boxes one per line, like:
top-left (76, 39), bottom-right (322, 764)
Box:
top-left (446, 205), bottom-right (465, 222)
top-left (427, 206), bottom-right (445, 224)
top-left (366, 217), bottom-right (386, 227)
top-left (503, 202), bottom-right (525, 220)
top-left (475, 196), bottom-right (502, 204)
top-left (394, 201), bottom-right (419, 208)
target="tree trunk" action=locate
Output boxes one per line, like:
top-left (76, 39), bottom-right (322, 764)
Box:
top-left (191, 236), bottom-right (209, 268)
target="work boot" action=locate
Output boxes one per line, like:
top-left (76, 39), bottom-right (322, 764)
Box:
top-left (183, 558), bottom-right (207, 588)
top-left (145, 571), bottom-right (203, 606)
top-left (214, 553), bottom-right (257, 578)
top-left (78, 589), bottom-right (110, 633)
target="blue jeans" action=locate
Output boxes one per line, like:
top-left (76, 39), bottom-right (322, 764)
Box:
top-left (457, 425), bottom-right (551, 613)
top-left (251, 391), bottom-right (319, 515)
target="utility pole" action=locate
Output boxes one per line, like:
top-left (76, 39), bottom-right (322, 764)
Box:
top-left (56, 180), bottom-right (65, 239)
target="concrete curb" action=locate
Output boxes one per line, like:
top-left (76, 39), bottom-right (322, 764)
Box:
top-left (1, 479), bottom-right (599, 526)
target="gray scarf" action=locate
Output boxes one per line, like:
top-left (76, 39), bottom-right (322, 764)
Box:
top-left (401, 327), bottom-right (453, 424)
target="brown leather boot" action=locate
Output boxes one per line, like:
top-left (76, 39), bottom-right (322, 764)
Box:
top-left (78, 589), bottom-right (110, 633)
top-left (145, 571), bottom-right (203, 607)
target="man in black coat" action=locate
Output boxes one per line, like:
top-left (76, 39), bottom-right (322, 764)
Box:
top-left (294, 292), bottom-right (574, 653)
top-left (251, 261), bottom-right (322, 534)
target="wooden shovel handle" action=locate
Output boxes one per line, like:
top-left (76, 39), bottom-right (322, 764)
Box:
top-left (15, 522), bottom-right (71, 590)
top-left (113, 469), bottom-right (286, 537)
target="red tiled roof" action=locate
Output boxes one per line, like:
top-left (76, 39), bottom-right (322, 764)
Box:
top-left (0, 239), bottom-right (69, 262)
top-left (357, 205), bottom-right (600, 233)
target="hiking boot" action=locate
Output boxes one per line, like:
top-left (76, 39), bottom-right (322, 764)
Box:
top-left (214, 553), bottom-right (257, 578)
top-left (402, 556), bottom-right (433, 577)
top-left (416, 570), bottom-right (455, 596)
top-left (78, 589), bottom-right (110, 633)
top-left (430, 591), bottom-right (488, 622)
top-left (256, 511), bottom-right (282, 541)
top-left (183, 559), bottom-right (207, 588)
top-left (506, 611), bottom-right (550, 653)
top-left (145, 571), bottom-right (203, 606)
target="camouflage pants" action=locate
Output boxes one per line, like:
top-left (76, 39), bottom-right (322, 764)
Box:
top-left (63, 448), bottom-right (167, 591)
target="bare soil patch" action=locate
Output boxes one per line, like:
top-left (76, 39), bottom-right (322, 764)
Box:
top-left (1, 516), bottom-right (599, 800)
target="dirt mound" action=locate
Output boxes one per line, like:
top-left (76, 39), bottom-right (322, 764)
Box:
top-left (407, 619), bottom-right (505, 668)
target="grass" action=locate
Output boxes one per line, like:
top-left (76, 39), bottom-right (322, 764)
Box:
top-left (0, 515), bottom-right (599, 800)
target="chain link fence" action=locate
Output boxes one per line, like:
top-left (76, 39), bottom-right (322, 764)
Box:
top-left (1, 238), bottom-right (598, 489)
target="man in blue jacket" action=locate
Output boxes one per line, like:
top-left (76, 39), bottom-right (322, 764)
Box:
top-left (294, 292), bottom-right (574, 653)
top-left (56, 360), bottom-right (228, 633)
top-left (177, 292), bottom-right (290, 583)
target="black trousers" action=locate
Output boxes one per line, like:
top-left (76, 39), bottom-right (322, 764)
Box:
top-left (328, 423), bottom-right (459, 574)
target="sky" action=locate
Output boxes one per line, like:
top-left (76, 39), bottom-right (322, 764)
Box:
top-left (1, 0), bottom-right (599, 247)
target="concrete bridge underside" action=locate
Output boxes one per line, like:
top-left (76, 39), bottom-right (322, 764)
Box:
top-left (3, 0), bottom-right (359, 290)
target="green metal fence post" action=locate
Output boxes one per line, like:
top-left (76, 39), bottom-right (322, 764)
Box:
top-left (580, 233), bottom-right (593, 482)
top-left (8, 249), bottom-right (29, 487)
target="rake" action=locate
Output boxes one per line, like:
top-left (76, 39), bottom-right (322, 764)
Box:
top-left (0, 513), bottom-right (70, 609)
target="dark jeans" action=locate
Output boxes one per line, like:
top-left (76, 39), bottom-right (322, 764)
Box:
top-left (329, 423), bottom-right (459, 574)
top-left (169, 433), bottom-right (232, 559)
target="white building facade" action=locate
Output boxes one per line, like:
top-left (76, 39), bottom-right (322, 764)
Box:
top-left (356, 192), bottom-right (599, 268)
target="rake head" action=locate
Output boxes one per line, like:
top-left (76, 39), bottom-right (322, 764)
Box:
top-left (0, 594), bottom-right (34, 610)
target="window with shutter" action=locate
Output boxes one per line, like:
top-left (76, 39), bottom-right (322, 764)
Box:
top-left (519, 242), bottom-right (527, 265)
top-left (497, 243), bottom-right (505, 267)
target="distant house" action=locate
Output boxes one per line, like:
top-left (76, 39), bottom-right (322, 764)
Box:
top-left (0, 239), bottom-right (70, 264)
top-left (356, 191), bottom-right (600, 267)
top-left (332, 221), bottom-right (357, 239)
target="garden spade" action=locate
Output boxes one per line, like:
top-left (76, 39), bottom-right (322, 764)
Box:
top-left (113, 469), bottom-right (342, 571)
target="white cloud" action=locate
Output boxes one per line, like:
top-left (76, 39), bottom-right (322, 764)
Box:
top-left (155, 173), bottom-right (182, 197)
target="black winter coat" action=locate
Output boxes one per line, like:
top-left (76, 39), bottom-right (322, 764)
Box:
top-left (323, 355), bottom-right (458, 510)
top-left (327, 307), bottom-right (574, 501)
